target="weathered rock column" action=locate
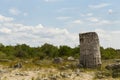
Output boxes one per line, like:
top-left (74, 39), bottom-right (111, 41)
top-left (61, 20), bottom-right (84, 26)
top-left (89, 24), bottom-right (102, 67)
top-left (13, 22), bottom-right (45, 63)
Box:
top-left (79, 32), bottom-right (102, 68)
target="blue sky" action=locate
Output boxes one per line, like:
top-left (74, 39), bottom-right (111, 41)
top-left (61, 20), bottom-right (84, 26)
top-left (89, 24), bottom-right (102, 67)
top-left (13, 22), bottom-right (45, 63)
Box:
top-left (0, 0), bottom-right (120, 49)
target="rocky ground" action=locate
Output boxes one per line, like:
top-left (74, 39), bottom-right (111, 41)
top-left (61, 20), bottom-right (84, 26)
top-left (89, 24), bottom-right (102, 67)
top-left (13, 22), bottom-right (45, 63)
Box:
top-left (0, 65), bottom-right (120, 80)
top-left (0, 65), bottom-right (94, 80)
top-left (0, 59), bottom-right (120, 80)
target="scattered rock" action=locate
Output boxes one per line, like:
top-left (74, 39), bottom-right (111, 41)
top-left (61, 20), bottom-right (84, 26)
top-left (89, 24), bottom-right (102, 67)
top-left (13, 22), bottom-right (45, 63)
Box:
top-left (53, 57), bottom-right (63, 64)
top-left (15, 72), bottom-right (28, 76)
top-left (13, 62), bottom-right (22, 68)
top-left (77, 64), bottom-right (83, 68)
top-left (105, 63), bottom-right (120, 70)
top-left (112, 69), bottom-right (120, 78)
top-left (65, 65), bottom-right (70, 68)
top-left (95, 71), bottom-right (106, 79)
top-left (67, 56), bottom-right (75, 61)
top-left (106, 63), bottom-right (120, 78)
top-left (59, 66), bottom-right (67, 70)
top-left (49, 75), bottom-right (57, 80)
top-left (0, 70), bottom-right (3, 73)
top-left (15, 73), bottom-right (24, 76)
top-left (105, 64), bottom-right (113, 70)
top-left (24, 61), bottom-right (29, 64)
top-left (42, 77), bottom-right (48, 80)
top-left (74, 69), bottom-right (80, 76)
top-left (60, 72), bottom-right (70, 78)
top-left (0, 69), bottom-right (8, 74)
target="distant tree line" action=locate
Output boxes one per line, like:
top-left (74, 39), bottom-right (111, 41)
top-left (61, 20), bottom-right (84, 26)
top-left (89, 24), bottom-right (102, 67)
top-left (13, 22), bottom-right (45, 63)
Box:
top-left (100, 47), bottom-right (120, 59)
top-left (0, 43), bottom-right (119, 60)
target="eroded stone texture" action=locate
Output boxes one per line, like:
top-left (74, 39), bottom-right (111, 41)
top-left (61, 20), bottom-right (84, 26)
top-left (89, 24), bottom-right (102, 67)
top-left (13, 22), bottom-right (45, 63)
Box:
top-left (79, 32), bottom-right (101, 68)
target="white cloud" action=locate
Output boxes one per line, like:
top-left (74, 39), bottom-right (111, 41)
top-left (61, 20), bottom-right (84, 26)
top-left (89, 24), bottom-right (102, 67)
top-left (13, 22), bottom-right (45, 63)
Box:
top-left (0, 15), bottom-right (120, 48)
top-left (98, 20), bottom-right (110, 24)
top-left (56, 16), bottom-right (71, 20)
top-left (95, 29), bottom-right (120, 49)
top-left (9, 8), bottom-right (20, 15)
top-left (72, 20), bottom-right (83, 24)
top-left (86, 13), bottom-right (93, 16)
top-left (89, 3), bottom-right (110, 9)
top-left (0, 15), bottom-right (78, 47)
top-left (9, 8), bottom-right (28, 16)
top-left (86, 17), bottom-right (116, 26)
top-left (0, 15), bottom-right (14, 22)
top-left (95, 29), bottom-right (111, 41)
top-left (0, 28), bottom-right (12, 34)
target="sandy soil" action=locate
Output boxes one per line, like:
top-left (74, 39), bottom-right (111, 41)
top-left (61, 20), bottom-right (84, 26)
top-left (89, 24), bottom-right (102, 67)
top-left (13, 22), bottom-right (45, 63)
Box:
top-left (0, 65), bottom-right (94, 80)
top-left (0, 65), bottom-right (119, 80)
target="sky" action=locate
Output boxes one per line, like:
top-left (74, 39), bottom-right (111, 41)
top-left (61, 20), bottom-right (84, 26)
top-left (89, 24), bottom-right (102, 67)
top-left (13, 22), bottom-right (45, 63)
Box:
top-left (0, 0), bottom-right (120, 49)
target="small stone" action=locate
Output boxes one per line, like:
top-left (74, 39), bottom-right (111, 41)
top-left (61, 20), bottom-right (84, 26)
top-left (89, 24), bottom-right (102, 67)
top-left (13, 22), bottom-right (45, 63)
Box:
top-left (60, 72), bottom-right (70, 78)
top-left (74, 69), bottom-right (80, 76)
top-left (53, 57), bottom-right (63, 64)
top-left (67, 56), bottom-right (75, 61)
top-left (13, 62), bottom-right (22, 68)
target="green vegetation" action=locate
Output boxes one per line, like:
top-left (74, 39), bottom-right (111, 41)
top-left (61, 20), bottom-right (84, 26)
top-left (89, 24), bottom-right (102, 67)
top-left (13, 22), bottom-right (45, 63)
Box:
top-left (100, 47), bottom-right (120, 59)
top-left (0, 43), bottom-right (119, 60)
top-left (0, 43), bottom-right (80, 60)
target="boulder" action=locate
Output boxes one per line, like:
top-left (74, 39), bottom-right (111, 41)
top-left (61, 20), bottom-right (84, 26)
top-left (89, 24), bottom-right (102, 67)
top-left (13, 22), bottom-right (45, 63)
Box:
top-left (53, 57), bottom-right (63, 64)
top-left (105, 63), bottom-right (120, 78)
top-left (105, 63), bottom-right (120, 70)
top-left (67, 56), bottom-right (75, 61)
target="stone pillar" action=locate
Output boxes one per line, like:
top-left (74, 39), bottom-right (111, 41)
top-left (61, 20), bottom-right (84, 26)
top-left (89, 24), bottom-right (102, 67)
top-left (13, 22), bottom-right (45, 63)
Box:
top-left (79, 32), bottom-right (102, 68)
